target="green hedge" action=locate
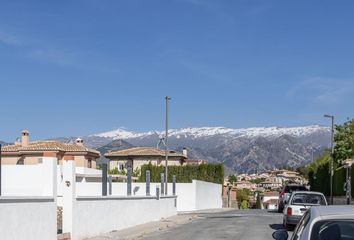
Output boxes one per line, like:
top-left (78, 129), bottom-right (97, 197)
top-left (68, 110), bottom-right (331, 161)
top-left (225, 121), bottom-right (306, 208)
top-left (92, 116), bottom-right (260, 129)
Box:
top-left (309, 163), bottom-right (353, 196)
top-left (138, 162), bottom-right (224, 184)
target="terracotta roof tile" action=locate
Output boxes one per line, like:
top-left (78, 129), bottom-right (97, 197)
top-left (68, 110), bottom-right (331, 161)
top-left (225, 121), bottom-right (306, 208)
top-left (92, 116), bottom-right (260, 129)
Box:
top-left (2, 141), bottom-right (100, 155)
top-left (105, 147), bottom-right (186, 158)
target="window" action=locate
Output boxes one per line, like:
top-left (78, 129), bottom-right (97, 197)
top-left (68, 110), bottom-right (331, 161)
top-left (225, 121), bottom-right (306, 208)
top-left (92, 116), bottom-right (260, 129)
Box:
top-left (118, 163), bottom-right (124, 171)
top-left (311, 220), bottom-right (354, 240)
top-left (88, 159), bottom-right (92, 168)
top-left (291, 193), bottom-right (326, 206)
top-left (292, 211), bottom-right (311, 240)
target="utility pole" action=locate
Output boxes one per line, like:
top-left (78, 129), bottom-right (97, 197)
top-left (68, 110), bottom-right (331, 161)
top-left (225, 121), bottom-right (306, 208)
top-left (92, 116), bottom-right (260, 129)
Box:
top-left (324, 114), bottom-right (335, 205)
top-left (165, 96), bottom-right (171, 195)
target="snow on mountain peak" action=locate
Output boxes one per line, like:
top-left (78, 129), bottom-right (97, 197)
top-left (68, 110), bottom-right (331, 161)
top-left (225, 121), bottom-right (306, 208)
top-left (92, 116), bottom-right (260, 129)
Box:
top-left (92, 125), bottom-right (329, 140)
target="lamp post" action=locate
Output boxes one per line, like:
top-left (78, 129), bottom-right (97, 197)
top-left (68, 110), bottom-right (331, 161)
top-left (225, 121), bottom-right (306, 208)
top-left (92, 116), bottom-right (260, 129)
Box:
top-left (324, 114), bottom-right (335, 205)
top-left (165, 96), bottom-right (171, 195)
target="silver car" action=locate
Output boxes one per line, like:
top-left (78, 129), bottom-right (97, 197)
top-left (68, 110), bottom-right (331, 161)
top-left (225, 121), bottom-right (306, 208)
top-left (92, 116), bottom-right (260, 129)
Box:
top-left (273, 205), bottom-right (354, 240)
top-left (283, 191), bottom-right (327, 230)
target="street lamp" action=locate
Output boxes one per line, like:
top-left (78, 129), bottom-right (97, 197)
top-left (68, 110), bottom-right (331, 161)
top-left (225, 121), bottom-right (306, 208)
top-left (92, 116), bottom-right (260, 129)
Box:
top-left (165, 96), bottom-right (171, 195)
top-left (324, 114), bottom-right (335, 205)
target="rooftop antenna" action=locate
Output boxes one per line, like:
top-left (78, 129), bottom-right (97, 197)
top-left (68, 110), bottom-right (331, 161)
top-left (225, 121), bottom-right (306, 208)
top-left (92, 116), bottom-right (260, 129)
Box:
top-left (156, 136), bottom-right (166, 149)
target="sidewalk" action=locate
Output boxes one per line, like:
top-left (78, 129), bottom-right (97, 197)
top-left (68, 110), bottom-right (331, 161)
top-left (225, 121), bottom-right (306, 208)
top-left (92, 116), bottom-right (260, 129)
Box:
top-left (85, 209), bottom-right (231, 240)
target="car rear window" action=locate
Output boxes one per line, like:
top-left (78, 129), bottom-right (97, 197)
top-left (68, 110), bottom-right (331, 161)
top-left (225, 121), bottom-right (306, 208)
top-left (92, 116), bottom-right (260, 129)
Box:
top-left (285, 185), bottom-right (307, 193)
top-left (311, 220), bottom-right (354, 240)
top-left (291, 193), bottom-right (326, 205)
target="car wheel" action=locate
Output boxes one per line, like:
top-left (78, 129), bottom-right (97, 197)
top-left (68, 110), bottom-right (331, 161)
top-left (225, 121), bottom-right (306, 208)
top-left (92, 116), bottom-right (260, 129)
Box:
top-left (278, 205), bottom-right (283, 213)
top-left (285, 223), bottom-right (292, 231)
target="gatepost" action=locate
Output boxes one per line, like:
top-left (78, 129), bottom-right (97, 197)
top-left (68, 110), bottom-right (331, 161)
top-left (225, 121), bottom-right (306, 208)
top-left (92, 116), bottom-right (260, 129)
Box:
top-left (62, 156), bottom-right (76, 239)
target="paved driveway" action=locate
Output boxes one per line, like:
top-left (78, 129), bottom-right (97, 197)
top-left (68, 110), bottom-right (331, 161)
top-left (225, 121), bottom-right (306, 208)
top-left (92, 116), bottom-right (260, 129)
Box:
top-left (141, 209), bottom-right (285, 240)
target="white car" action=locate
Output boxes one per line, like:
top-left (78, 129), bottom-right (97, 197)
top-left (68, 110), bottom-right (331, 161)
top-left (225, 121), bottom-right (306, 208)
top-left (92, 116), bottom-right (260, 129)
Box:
top-left (283, 191), bottom-right (327, 230)
top-left (273, 205), bottom-right (354, 240)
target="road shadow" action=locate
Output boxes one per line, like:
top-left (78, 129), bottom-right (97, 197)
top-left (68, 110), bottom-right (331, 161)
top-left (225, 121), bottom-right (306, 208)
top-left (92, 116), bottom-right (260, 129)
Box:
top-left (203, 215), bottom-right (244, 219)
top-left (269, 224), bottom-right (284, 230)
top-left (267, 210), bottom-right (281, 214)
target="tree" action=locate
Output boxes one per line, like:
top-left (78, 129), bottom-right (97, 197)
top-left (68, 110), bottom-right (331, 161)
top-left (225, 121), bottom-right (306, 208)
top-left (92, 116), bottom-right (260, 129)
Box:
top-left (228, 175), bottom-right (237, 184)
top-left (334, 119), bottom-right (354, 164)
top-left (240, 200), bottom-right (250, 209)
top-left (256, 192), bottom-right (262, 209)
top-left (236, 189), bottom-right (249, 203)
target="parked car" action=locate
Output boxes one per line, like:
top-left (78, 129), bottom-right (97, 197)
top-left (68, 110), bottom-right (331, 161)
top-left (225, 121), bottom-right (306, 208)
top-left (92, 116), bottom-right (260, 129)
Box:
top-left (283, 191), bottom-right (327, 230)
top-left (273, 205), bottom-right (354, 240)
top-left (278, 184), bottom-right (308, 213)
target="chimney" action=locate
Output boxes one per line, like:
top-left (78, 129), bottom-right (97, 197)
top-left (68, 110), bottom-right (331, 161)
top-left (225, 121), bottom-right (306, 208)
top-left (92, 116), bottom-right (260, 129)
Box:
top-left (75, 138), bottom-right (84, 146)
top-left (182, 147), bottom-right (188, 158)
top-left (21, 130), bottom-right (29, 147)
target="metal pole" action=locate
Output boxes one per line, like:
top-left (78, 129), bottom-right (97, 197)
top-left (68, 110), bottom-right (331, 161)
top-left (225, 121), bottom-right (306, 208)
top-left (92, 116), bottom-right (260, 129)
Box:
top-left (165, 96), bottom-right (171, 195)
top-left (349, 166), bottom-right (352, 205)
top-left (172, 175), bottom-right (176, 196)
top-left (330, 116), bottom-right (334, 205)
top-left (324, 114), bottom-right (335, 205)
top-left (146, 170), bottom-right (151, 196)
top-left (127, 167), bottom-right (132, 196)
top-left (102, 163), bottom-right (107, 196)
top-left (160, 172), bottom-right (165, 195)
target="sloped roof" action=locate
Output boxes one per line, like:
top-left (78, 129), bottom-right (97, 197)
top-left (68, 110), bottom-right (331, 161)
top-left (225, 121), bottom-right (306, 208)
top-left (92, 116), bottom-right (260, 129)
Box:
top-left (264, 199), bottom-right (279, 205)
top-left (261, 191), bottom-right (280, 196)
top-left (105, 147), bottom-right (186, 158)
top-left (2, 141), bottom-right (100, 155)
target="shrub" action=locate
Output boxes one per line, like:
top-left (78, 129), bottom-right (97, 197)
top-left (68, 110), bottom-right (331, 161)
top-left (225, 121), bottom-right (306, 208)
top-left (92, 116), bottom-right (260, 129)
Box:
top-left (138, 162), bottom-right (224, 184)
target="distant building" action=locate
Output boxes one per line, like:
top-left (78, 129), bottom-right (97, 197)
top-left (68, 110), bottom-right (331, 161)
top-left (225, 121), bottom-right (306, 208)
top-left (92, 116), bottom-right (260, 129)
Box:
top-left (1, 130), bottom-right (100, 168)
top-left (185, 159), bottom-right (208, 165)
top-left (235, 181), bottom-right (257, 190)
top-left (105, 147), bottom-right (187, 171)
top-left (181, 148), bottom-right (208, 165)
top-left (260, 191), bottom-right (279, 210)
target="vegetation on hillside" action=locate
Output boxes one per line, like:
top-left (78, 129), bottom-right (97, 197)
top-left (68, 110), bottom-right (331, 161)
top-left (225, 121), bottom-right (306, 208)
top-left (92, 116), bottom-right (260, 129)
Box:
top-left (228, 175), bottom-right (237, 184)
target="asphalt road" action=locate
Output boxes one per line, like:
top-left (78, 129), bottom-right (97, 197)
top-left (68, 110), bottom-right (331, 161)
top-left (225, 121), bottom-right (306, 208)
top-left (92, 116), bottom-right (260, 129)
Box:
top-left (141, 209), bottom-right (286, 240)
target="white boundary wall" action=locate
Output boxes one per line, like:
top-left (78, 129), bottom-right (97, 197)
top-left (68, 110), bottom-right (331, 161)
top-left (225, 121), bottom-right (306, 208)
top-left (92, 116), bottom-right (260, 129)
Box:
top-left (0, 197), bottom-right (57, 240)
top-left (0, 157), bottom-right (57, 240)
top-left (62, 160), bottom-right (177, 240)
top-left (2, 158), bottom-right (57, 196)
top-left (195, 180), bottom-right (222, 211)
top-left (73, 196), bottom-right (176, 240)
top-left (73, 180), bottom-right (222, 212)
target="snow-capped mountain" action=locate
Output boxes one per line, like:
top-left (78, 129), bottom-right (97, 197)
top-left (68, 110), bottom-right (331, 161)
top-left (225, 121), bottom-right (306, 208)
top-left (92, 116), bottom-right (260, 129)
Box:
top-left (85, 125), bottom-right (331, 174)
top-left (92, 125), bottom-right (329, 140)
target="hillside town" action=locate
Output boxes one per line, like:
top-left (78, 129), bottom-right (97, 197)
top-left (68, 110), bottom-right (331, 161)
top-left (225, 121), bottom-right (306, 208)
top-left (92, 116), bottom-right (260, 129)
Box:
top-left (222, 169), bottom-right (308, 210)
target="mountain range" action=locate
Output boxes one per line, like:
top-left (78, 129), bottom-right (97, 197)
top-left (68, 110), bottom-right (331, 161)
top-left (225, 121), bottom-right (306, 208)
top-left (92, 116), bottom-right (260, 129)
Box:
top-left (83, 125), bottom-right (331, 174)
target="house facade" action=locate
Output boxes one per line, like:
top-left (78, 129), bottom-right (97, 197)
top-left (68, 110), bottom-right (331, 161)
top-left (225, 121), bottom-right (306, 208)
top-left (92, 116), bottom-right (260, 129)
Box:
top-left (105, 147), bottom-right (187, 171)
top-left (1, 130), bottom-right (100, 168)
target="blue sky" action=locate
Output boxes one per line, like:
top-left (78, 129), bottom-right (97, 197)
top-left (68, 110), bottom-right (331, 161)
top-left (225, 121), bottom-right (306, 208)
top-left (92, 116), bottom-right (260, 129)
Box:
top-left (1, 0), bottom-right (354, 141)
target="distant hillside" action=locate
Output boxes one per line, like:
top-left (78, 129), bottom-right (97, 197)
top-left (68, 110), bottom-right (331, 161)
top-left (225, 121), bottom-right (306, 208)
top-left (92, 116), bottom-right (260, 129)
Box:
top-left (83, 125), bottom-right (330, 174)
top-left (95, 139), bottom-right (136, 166)
top-left (97, 139), bottom-right (135, 155)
